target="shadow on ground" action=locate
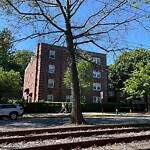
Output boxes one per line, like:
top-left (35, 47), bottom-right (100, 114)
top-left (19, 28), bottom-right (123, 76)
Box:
top-left (0, 116), bottom-right (150, 130)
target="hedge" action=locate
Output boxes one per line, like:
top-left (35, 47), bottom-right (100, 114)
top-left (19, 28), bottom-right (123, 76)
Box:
top-left (82, 103), bottom-right (145, 112)
top-left (12, 101), bottom-right (145, 113)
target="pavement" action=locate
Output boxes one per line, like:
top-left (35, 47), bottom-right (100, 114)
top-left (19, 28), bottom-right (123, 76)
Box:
top-left (22, 112), bottom-right (150, 118)
top-left (0, 112), bottom-right (150, 131)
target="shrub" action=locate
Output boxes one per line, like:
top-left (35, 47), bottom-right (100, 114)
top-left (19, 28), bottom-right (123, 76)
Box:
top-left (82, 102), bottom-right (145, 112)
top-left (13, 101), bottom-right (145, 113)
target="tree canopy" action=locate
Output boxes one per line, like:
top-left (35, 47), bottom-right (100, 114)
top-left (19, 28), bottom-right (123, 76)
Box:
top-left (0, 28), bottom-right (34, 100)
top-left (0, 67), bottom-right (21, 101)
top-left (1, 0), bottom-right (150, 124)
top-left (123, 62), bottom-right (150, 112)
top-left (64, 58), bottom-right (93, 98)
top-left (14, 49), bottom-right (34, 82)
top-left (0, 28), bottom-right (15, 71)
top-left (109, 48), bottom-right (150, 90)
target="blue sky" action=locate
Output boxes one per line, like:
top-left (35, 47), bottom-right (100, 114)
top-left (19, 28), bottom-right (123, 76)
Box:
top-left (0, 1), bottom-right (150, 64)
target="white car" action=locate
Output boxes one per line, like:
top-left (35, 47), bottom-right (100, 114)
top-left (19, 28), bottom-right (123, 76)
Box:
top-left (0, 104), bottom-right (24, 120)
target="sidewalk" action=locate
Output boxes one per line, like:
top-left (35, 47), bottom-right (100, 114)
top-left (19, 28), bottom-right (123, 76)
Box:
top-left (22, 112), bottom-right (150, 118)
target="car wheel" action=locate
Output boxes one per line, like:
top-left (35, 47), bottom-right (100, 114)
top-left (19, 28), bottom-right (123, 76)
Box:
top-left (9, 113), bottom-right (18, 120)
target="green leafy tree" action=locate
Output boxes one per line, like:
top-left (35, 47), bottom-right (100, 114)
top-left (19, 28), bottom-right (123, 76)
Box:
top-left (14, 49), bottom-right (34, 83)
top-left (123, 62), bottom-right (150, 112)
top-left (0, 28), bottom-right (15, 71)
top-left (64, 59), bottom-right (93, 100)
top-left (109, 48), bottom-right (150, 90)
top-left (0, 67), bottom-right (21, 101)
top-left (0, 0), bottom-right (149, 124)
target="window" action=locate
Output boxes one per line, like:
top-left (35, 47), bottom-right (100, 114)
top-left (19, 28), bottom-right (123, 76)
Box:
top-left (93, 70), bottom-right (101, 78)
top-left (49, 50), bottom-right (55, 59)
top-left (66, 95), bottom-right (72, 102)
top-left (49, 65), bottom-right (55, 73)
top-left (66, 85), bottom-right (72, 89)
top-left (120, 92), bottom-right (125, 97)
top-left (67, 67), bottom-right (70, 71)
top-left (93, 96), bottom-right (102, 103)
top-left (108, 83), bottom-right (114, 88)
top-left (93, 57), bottom-right (100, 64)
top-left (93, 83), bottom-right (101, 91)
top-left (81, 96), bottom-right (86, 103)
top-left (47, 94), bottom-right (53, 101)
top-left (48, 79), bottom-right (54, 88)
top-left (109, 91), bottom-right (114, 97)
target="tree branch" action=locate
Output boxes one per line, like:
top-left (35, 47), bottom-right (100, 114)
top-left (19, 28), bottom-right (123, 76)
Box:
top-left (70, 0), bottom-right (85, 18)
top-left (34, 0), bottom-right (66, 33)
top-left (6, 0), bottom-right (42, 16)
top-left (73, 0), bottom-right (127, 39)
top-left (12, 31), bottom-right (62, 43)
top-left (56, 0), bottom-right (67, 22)
top-left (53, 33), bottom-right (65, 45)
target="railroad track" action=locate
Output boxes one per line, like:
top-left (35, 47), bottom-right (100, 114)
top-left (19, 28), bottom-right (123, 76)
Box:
top-left (0, 123), bottom-right (150, 150)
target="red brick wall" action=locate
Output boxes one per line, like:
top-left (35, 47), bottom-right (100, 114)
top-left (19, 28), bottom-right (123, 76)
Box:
top-left (23, 43), bottom-right (108, 103)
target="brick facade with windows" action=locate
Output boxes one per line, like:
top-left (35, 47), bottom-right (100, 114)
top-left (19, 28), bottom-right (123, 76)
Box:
top-left (23, 43), bottom-right (108, 103)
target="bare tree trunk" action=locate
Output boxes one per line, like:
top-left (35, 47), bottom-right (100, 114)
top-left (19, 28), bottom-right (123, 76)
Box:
top-left (69, 50), bottom-right (86, 124)
top-left (65, 34), bottom-right (86, 124)
top-left (64, 0), bottom-right (86, 124)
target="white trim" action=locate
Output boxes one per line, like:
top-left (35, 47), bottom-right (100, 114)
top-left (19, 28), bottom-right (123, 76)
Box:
top-left (48, 79), bottom-right (54, 88)
top-left (93, 83), bottom-right (101, 91)
top-left (49, 50), bottom-right (55, 59)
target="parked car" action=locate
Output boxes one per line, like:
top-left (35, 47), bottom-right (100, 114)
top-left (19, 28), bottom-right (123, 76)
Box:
top-left (0, 104), bottom-right (23, 120)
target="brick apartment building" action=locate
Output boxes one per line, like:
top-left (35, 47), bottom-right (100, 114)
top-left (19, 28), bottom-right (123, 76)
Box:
top-left (107, 80), bottom-right (126, 103)
top-left (23, 43), bottom-right (109, 103)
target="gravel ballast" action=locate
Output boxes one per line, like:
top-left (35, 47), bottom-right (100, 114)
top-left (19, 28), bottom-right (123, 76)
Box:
top-left (0, 130), bottom-right (150, 149)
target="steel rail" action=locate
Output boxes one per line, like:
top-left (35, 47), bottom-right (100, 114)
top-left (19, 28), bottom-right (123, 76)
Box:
top-left (0, 126), bottom-right (150, 144)
top-left (0, 123), bottom-right (149, 136)
top-left (15, 134), bottom-right (150, 150)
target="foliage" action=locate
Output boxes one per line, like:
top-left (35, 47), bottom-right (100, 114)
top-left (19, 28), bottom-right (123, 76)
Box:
top-left (0, 28), bottom-right (34, 99)
top-left (14, 49), bottom-right (34, 81)
top-left (21, 102), bottom-right (62, 113)
top-left (81, 102), bottom-right (144, 112)
top-left (0, 28), bottom-right (15, 71)
top-left (123, 62), bottom-right (150, 97)
top-left (16, 102), bottom-right (144, 113)
top-left (109, 48), bottom-right (150, 90)
top-left (64, 58), bottom-right (93, 96)
top-left (1, 0), bottom-right (149, 124)
top-left (0, 67), bottom-right (21, 101)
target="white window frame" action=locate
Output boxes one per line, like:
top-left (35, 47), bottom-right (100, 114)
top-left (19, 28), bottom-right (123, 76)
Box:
top-left (67, 67), bottom-right (70, 71)
top-left (120, 92), bottom-right (125, 97)
top-left (81, 96), bottom-right (86, 103)
top-left (93, 70), bottom-right (101, 78)
top-left (109, 91), bottom-right (114, 97)
top-left (93, 83), bottom-right (101, 91)
top-left (49, 65), bottom-right (55, 73)
top-left (48, 79), bottom-right (54, 88)
top-left (66, 85), bottom-right (72, 89)
top-left (47, 94), bottom-right (53, 101)
top-left (93, 96), bottom-right (102, 103)
top-left (93, 57), bottom-right (100, 64)
top-left (108, 83), bottom-right (114, 88)
top-left (66, 95), bottom-right (72, 102)
top-left (49, 50), bottom-right (55, 59)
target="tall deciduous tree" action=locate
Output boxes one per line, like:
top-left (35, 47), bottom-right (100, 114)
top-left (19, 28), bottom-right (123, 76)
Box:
top-left (0, 67), bottom-right (21, 101)
top-left (14, 49), bottom-right (34, 84)
top-left (0, 0), bottom-right (149, 124)
top-left (123, 62), bottom-right (150, 112)
top-left (0, 28), bottom-right (15, 71)
top-left (109, 48), bottom-right (150, 90)
top-left (64, 58), bottom-right (93, 100)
